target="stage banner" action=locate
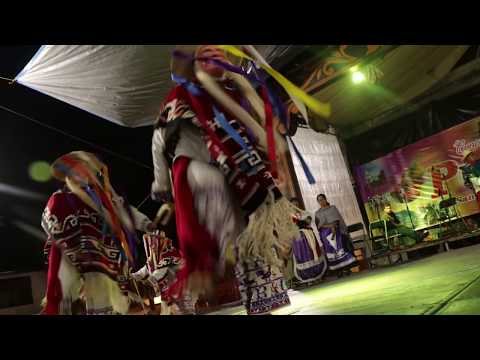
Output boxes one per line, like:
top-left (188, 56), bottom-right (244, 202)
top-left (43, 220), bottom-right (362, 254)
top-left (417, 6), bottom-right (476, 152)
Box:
top-left (354, 116), bottom-right (480, 231)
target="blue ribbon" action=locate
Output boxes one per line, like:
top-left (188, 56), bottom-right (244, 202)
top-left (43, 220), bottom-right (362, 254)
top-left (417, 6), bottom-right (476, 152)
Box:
top-left (288, 137), bottom-right (316, 185)
top-left (83, 185), bottom-right (129, 263)
top-left (120, 194), bottom-right (140, 264)
top-left (211, 106), bottom-right (251, 154)
top-left (249, 63), bottom-right (289, 128)
top-left (171, 73), bottom-right (203, 97)
top-left (266, 85), bottom-right (289, 128)
top-left (171, 72), bottom-right (251, 155)
top-left (171, 53), bottom-right (314, 184)
top-left (54, 163), bottom-right (89, 187)
top-left (173, 51), bottom-right (285, 127)
top-left (250, 64), bottom-right (313, 182)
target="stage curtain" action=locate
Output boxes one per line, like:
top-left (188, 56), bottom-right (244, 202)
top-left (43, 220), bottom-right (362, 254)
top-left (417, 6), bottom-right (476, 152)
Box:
top-left (289, 128), bottom-right (364, 229)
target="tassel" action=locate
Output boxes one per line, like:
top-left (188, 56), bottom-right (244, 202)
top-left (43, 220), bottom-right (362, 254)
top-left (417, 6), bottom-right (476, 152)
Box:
top-left (260, 85), bottom-right (278, 178)
top-left (237, 195), bottom-right (300, 267)
top-left (218, 45), bottom-right (331, 119)
top-left (195, 66), bottom-right (269, 151)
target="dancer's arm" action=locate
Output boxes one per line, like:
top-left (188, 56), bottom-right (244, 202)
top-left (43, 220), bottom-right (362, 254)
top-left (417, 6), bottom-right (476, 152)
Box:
top-left (129, 205), bottom-right (155, 233)
top-left (151, 128), bottom-right (172, 202)
top-left (111, 192), bottom-right (155, 233)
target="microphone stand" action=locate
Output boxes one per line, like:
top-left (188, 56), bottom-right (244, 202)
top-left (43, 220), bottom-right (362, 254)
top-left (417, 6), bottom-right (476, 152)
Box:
top-left (368, 196), bottom-right (381, 222)
top-left (401, 189), bottom-right (416, 232)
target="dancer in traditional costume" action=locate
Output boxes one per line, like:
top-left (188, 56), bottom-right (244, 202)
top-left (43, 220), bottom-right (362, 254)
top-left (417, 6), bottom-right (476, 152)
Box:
top-left (315, 194), bottom-right (357, 275)
top-left (41, 151), bottom-right (154, 315)
top-left (131, 230), bottom-right (196, 315)
top-left (290, 199), bottom-right (327, 285)
top-left (151, 45), bottom-right (312, 314)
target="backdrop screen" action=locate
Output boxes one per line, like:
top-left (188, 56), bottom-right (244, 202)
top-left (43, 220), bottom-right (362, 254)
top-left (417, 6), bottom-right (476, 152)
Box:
top-left (354, 116), bottom-right (480, 230)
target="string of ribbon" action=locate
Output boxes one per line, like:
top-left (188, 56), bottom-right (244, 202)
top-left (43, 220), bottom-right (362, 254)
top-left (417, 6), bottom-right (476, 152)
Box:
top-left (171, 72), bottom-right (252, 155)
top-left (55, 157), bottom-right (136, 264)
top-left (217, 45), bottom-right (331, 119)
top-left (172, 49), bottom-right (316, 184)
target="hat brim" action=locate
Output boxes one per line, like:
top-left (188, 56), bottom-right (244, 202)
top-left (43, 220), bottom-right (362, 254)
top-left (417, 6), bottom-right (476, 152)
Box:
top-left (51, 151), bottom-right (103, 182)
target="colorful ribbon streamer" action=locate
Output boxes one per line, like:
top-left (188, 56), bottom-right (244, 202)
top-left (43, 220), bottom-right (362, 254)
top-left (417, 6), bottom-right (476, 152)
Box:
top-left (171, 73), bottom-right (202, 97)
top-left (212, 106), bottom-right (252, 154)
top-left (57, 156), bottom-right (135, 264)
top-left (171, 49), bottom-right (316, 184)
top-left (171, 72), bottom-right (252, 155)
top-left (217, 45), bottom-right (331, 118)
top-left (259, 84), bottom-right (278, 178)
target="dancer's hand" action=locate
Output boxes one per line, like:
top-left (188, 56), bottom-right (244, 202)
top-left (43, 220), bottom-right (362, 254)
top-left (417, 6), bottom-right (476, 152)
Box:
top-left (152, 191), bottom-right (173, 203)
top-left (153, 203), bottom-right (175, 227)
top-left (146, 222), bottom-right (157, 233)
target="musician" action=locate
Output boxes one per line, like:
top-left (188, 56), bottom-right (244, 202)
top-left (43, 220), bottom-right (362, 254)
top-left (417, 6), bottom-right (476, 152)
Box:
top-left (383, 204), bottom-right (429, 245)
top-left (461, 149), bottom-right (480, 207)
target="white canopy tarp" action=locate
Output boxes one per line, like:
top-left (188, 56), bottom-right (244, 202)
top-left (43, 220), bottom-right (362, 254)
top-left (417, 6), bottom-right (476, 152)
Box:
top-left (15, 45), bottom-right (295, 128)
top-left (15, 45), bottom-right (176, 127)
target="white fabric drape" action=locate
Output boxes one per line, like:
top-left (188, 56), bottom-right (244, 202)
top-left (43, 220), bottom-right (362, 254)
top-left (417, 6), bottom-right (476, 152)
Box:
top-left (15, 45), bottom-right (176, 128)
top-left (15, 45), bottom-right (296, 128)
top-left (289, 128), bottom-right (364, 228)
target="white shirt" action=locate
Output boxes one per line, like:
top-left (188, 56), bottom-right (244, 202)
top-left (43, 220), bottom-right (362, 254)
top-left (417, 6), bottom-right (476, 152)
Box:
top-left (111, 193), bottom-right (152, 233)
top-left (151, 122), bottom-right (211, 194)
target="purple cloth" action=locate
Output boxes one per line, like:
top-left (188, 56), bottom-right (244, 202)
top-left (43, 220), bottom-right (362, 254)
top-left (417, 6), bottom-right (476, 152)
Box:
top-left (292, 229), bottom-right (326, 282)
top-left (319, 226), bottom-right (356, 271)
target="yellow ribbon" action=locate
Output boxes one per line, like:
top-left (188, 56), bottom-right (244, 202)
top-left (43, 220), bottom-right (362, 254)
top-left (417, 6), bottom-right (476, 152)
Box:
top-left (218, 45), bottom-right (331, 118)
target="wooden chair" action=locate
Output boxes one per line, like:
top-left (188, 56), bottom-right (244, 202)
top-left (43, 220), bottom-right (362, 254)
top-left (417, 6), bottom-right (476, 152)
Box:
top-left (347, 222), bottom-right (372, 270)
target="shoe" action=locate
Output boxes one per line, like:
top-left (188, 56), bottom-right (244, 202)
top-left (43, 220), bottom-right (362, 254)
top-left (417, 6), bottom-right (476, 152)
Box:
top-left (343, 269), bottom-right (352, 276)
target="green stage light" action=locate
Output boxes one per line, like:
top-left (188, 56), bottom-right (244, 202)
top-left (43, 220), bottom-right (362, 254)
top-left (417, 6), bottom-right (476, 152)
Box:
top-left (28, 161), bottom-right (52, 183)
top-left (352, 71), bottom-right (366, 84)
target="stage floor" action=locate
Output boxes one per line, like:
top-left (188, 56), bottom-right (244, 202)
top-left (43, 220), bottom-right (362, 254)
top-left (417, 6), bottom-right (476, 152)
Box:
top-left (209, 243), bottom-right (480, 315)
